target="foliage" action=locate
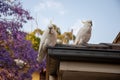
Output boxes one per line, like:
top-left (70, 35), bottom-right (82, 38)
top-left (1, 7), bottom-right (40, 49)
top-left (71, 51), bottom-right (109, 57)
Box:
top-left (0, 0), bottom-right (75, 79)
top-left (57, 30), bottom-right (75, 44)
top-left (50, 24), bottom-right (75, 44)
top-left (26, 28), bottom-right (43, 51)
top-left (0, 0), bottom-right (45, 80)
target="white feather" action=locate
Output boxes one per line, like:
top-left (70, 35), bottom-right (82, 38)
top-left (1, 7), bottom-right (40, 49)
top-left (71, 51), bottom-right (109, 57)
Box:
top-left (37, 24), bottom-right (57, 63)
top-left (74, 20), bottom-right (92, 45)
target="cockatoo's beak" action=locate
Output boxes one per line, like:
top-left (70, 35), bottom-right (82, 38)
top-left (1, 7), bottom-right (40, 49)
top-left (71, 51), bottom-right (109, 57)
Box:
top-left (49, 27), bottom-right (53, 34)
top-left (90, 22), bottom-right (92, 26)
top-left (88, 21), bottom-right (92, 26)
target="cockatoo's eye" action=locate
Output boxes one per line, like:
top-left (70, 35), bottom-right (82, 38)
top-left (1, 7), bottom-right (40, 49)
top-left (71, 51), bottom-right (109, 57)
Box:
top-left (49, 27), bottom-right (52, 32)
top-left (88, 21), bottom-right (92, 26)
top-left (91, 22), bottom-right (92, 26)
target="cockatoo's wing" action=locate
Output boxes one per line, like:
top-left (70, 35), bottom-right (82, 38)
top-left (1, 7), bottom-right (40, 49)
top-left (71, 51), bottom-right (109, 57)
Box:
top-left (37, 43), bottom-right (47, 63)
top-left (74, 27), bottom-right (85, 45)
top-left (38, 27), bottom-right (51, 51)
top-left (37, 29), bottom-right (49, 63)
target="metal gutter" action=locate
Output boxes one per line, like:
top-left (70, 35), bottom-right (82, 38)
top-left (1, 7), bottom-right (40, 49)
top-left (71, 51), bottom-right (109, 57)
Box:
top-left (47, 44), bottom-right (120, 63)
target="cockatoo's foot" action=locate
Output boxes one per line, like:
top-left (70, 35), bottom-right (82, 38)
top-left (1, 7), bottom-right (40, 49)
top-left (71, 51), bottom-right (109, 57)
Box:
top-left (79, 43), bottom-right (88, 46)
top-left (73, 41), bottom-right (79, 45)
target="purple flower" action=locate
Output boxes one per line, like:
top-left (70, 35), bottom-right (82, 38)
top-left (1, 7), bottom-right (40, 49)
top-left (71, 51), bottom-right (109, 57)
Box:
top-left (0, 0), bottom-right (46, 80)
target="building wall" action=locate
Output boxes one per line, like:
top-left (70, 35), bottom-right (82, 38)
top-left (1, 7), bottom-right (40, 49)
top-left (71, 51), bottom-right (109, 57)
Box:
top-left (58, 61), bottom-right (120, 80)
top-left (62, 71), bottom-right (120, 80)
top-left (32, 71), bottom-right (40, 80)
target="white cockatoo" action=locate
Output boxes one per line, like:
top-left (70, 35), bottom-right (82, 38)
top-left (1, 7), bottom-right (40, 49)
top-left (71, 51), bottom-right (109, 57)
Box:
top-left (37, 24), bottom-right (57, 63)
top-left (74, 20), bottom-right (92, 45)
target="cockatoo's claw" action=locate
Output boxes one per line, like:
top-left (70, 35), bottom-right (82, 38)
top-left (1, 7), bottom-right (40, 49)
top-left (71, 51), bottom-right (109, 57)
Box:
top-left (79, 43), bottom-right (88, 46)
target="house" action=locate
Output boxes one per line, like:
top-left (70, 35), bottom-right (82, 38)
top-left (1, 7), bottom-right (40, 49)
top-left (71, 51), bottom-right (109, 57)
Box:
top-left (34, 32), bottom-right (120, 80)
top-left (46, 44), bottom-right (120, 80)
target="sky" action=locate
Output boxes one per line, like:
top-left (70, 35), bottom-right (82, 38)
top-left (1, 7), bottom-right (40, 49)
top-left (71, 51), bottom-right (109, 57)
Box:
top-left (21, 0), bottom-right (120, 44)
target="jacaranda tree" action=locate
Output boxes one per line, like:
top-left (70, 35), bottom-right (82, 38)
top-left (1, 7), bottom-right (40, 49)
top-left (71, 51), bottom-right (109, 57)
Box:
top-left (0, 0), bottom-right (45, 79)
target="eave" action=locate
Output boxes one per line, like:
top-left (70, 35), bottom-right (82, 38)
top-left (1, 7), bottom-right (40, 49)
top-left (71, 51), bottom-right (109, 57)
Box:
top-left (47, 43), bottom-right (120, 75)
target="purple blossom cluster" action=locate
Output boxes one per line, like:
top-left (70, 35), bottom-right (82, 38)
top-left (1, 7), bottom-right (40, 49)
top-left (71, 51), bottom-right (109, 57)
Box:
top-left (0, 0), bottom-right (32, 22)
top-left (0, 0), bottom-right (45, 79)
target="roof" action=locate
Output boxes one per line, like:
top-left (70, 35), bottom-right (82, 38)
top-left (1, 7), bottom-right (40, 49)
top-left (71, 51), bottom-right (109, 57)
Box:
top-left (47, 43), bottom-right (120, 75)
top-left (113, 32), bottom-right (120, 44)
